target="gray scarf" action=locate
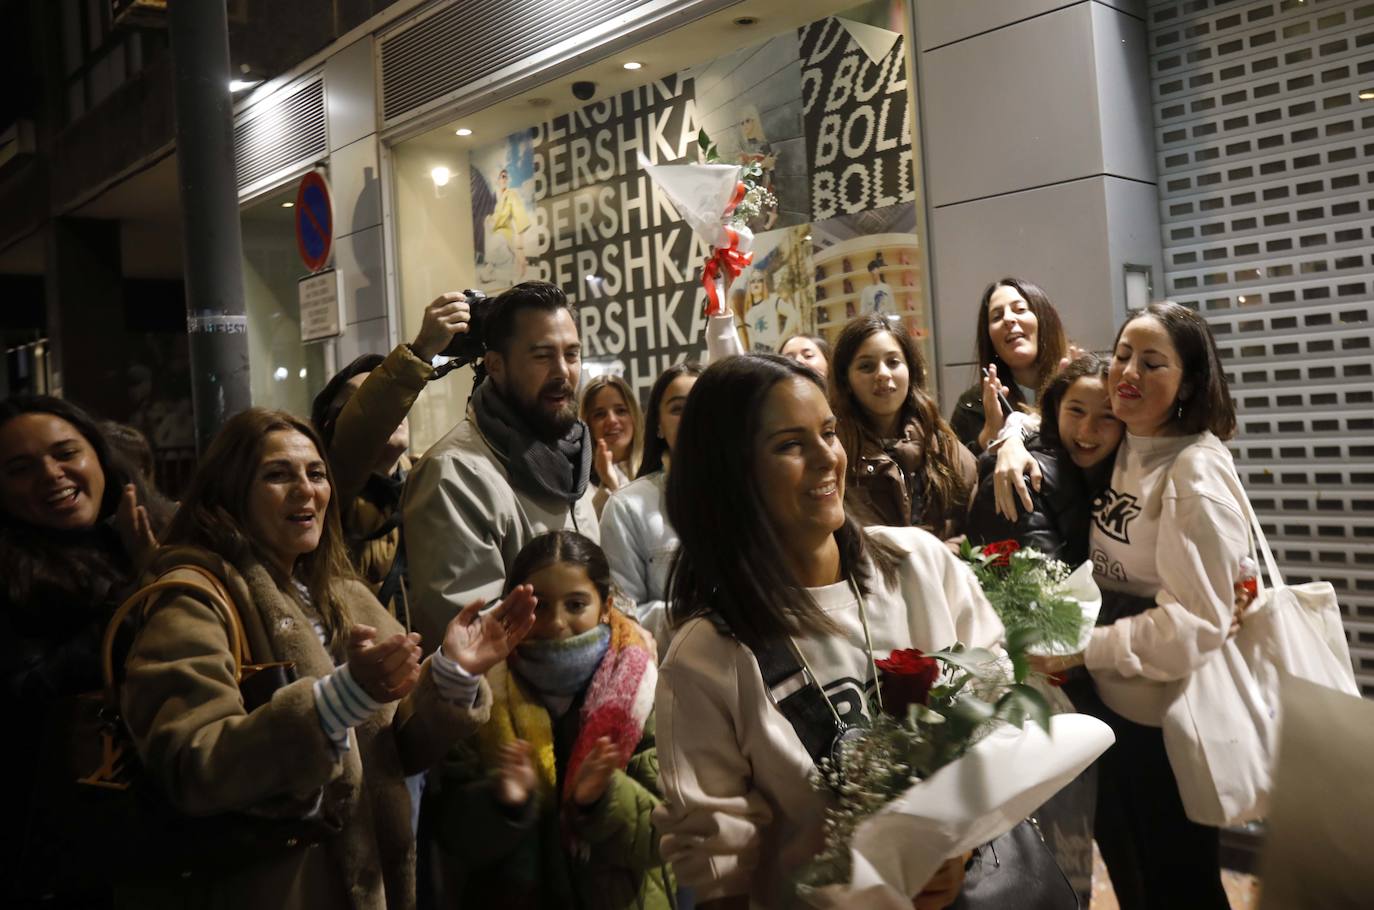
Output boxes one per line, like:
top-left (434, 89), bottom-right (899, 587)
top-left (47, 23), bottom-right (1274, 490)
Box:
top-left (471, 378), bottom-right (592, 504)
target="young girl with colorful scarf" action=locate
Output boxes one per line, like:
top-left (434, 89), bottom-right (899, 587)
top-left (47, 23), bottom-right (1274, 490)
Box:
top-left (434, 530), bottom-right (673, 909)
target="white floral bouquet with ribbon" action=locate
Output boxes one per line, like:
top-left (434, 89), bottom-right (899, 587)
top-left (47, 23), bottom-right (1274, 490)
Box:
top-left (640, 130), bottom-right (776, 317)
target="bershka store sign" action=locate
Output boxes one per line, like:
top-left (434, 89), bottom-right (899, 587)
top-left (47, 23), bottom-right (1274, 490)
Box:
top-left (466, 0), bottom-right (919, 398)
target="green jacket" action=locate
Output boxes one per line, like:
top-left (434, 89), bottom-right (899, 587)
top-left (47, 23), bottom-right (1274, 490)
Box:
top-left (435, 703), bottom-right (675, 910)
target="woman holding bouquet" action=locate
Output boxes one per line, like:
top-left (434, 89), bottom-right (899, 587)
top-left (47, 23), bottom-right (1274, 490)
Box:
top-left (654, 353), bottom-right (1005, 908)
top-left (999, 303), bottom-right (1245, 909)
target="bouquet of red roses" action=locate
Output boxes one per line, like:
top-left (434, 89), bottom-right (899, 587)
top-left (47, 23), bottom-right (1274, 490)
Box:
top-left (796, 639), bottom-right (1113, 906)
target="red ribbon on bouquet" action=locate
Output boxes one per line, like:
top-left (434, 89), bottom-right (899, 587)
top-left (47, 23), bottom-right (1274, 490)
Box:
top-left (700, 182), bottom-right (753, 317)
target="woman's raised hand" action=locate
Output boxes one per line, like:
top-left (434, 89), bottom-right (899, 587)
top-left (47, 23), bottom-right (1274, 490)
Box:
top-left (347, 624), bottom-right (423, 702)
top-left (410, 292), bottom-right (472, 362)
top-left (495, 739), bottom-right (538, 808)
top-left (976, 365), bottom-right (1010, 451)
top-left (441, 584), bottom-right (538, 676)
top-left (114, 483), bottom-right (157, 562)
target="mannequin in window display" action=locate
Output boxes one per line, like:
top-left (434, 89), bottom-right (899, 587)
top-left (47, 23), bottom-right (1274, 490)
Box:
top-left (741, 270), bottom-right (799, 353)
top-left (482, 168), bottom-right (531, 284)
top-left (860, 259), bottom-right (896, 315)
top-left (736, 106), bottom-right (779, 232)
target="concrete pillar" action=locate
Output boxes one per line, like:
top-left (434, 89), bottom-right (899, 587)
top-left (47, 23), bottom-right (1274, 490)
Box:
top-left (912, 0), bottom-right (1164, 409)
top-left (325, 36), bottom-right (390, 366)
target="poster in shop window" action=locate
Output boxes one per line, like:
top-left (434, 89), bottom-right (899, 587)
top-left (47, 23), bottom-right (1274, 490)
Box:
top-left (465, 0), bottom-right (919, 398)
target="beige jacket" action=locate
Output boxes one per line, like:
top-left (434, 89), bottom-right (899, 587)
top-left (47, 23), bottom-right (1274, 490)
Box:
top-left (402, 410), bottom-right (599, 650)
top-left (119, 546), bottom-right (490, 910)
top-left (654, 527), bottom-right (1004, 906)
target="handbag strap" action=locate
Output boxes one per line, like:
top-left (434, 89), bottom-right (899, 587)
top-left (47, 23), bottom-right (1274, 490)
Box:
top-left (1218, 460), bottom-right (1285, 594)
top-left (101, 565), bottom-right (249, 701)
top-left (703, 611), bottom-right (843, 769)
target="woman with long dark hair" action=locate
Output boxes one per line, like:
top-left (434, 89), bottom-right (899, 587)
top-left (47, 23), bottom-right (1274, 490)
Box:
top-left (599, 362), bottom-right (704, 650)
top-left (654, 354), bottom-right (1003, 907)
top-left (1, 395), bottom-right (169, 903)
top-left (119, 407), bottom-right (535, 910)
top-left (950, 277), bottom-right (1068, 454)
top-left (830, 315), bottom-right (976, 539)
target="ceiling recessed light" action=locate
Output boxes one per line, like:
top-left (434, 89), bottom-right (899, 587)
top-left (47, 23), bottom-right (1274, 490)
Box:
top-left (733, 16), bottom-right (758, 26)
top-left (1359, 88), bottom-right (1374, 101)
top-left (281, 201), bottom-right (294, 208)
top-left (455, 127), bottom-right (473, 136)
top-left (528, 97), bottom-right (551, 107)
top-left (431, 166), bottom-right (451, 187)
top-left (623, 61), bottom-right (642, 70)
top-left (1237, 295), bottom-right (1246, 303)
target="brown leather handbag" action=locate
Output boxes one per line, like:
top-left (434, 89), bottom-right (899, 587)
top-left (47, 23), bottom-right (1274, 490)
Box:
top-left (34, 565), bottom-right (337, 890)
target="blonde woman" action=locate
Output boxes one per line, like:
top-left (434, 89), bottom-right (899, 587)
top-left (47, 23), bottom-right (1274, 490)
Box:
top-left (579, 374), bottom-right (644, 518)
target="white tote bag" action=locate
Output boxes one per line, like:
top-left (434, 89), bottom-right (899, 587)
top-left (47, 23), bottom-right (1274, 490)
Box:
top-left (1163, 468), bottom-right (1359, 827)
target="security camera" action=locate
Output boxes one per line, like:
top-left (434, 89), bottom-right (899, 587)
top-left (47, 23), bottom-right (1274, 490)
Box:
top-left (571, 81), bottom-right (597, 101)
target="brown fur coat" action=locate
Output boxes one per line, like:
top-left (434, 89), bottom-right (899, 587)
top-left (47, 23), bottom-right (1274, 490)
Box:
top-left (118, 545), bottom-right (490, 910)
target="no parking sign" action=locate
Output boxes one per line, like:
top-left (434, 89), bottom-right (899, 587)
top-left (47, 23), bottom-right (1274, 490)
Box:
top-left (295, 170), bottom-right (334, 273)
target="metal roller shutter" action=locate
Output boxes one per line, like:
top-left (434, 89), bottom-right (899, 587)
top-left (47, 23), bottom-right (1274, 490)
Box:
top-left (1147, 0), bottom-right (1374, 695)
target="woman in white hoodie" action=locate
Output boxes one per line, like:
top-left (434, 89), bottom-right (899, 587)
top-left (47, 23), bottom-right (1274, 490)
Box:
top-left (653, 353), bottom-right (1004, 909)
top-left (1019, 302), bottom-right (1243, 910)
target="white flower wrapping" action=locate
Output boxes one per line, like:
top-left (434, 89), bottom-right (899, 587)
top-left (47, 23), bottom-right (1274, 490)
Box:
top-left (640, 158), bottom-right (755, 316)
top-left (805, 714), bottom-right (1115, 909)
top-left (1029, 558), bottom-right (1102, 657)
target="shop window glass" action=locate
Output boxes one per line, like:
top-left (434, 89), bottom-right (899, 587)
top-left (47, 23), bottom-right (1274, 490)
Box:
top-left (393, 0), bottom-right (926, 451)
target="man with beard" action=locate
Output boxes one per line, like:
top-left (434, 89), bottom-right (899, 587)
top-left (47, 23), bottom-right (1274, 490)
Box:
top-left (402, 281), bottom-right (597, 649)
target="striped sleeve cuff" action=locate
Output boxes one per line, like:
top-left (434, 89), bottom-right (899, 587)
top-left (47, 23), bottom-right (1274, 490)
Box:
top-left (312, 663), bottom-right (386, 752)
top-left (429, 651), bottom-right (481, 707)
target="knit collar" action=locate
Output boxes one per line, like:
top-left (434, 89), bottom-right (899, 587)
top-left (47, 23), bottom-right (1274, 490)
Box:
top-left (470, 379), bottom-right (592, 504)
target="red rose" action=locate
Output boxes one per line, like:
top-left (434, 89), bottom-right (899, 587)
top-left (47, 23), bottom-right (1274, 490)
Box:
top-left (981, 539), bottom-right (1021, 568)
top-left (874, 648), bottom-right (940, 718)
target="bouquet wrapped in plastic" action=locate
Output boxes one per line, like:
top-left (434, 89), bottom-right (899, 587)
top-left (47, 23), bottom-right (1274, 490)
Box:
top-left (796, 639), bottom-right (1113, 907)
top-left (641, 131), bottom-right (776, 317)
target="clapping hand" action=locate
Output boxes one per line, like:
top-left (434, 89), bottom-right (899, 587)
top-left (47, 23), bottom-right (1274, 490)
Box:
top-left (441, 584), bottom-right (538, 675)
top-left (411, 292), bottom-right (472, 361)
top-left (593, 439), bottom-right (621, 493)
top-left (495, 740), bottom-right (538, 808)
top-left (347, 625), bottom-right (423, 702)
top-left (571, 736), bottom-right (623, 808)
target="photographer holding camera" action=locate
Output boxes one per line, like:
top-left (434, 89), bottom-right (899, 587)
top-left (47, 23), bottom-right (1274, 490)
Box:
top-left (310, 291), bottom-right (472, 630)
top-left (402, 281), bottom-right (598, 652)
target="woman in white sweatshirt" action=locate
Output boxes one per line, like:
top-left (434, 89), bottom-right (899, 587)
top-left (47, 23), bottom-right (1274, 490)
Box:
top-left (598, 361), bottom-right (702, 650)
top-left (653, 353), bottom-right (1004, 909)
top-left (1023, 302), bottom-right (1242, 910)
